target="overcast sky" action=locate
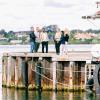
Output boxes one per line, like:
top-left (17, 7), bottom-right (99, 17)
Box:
top-left (0, 0), bottom-right (100, 31)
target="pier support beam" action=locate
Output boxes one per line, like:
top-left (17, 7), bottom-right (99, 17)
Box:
top-left (93, 64), bottom-right (100, 95)
top-left (35, 61), bottom-right (42, 90)
top-left (28, 57), bottom-right (39, 89)
top-left (7, 56), bottom-right (11, 86)
top-left (56, 62), bottom-right (64, 90)
top-left (7, 56), bottom-right (15, 87)
top-left (53, 61), bottom-right (57, 91)
top-left (85, 60), bottom-right (91, 88)
top-left (2, 56), bottom-right (8, 86)
top-left (15, 57), bottom-right (28, 88)
top-left (28, 58), bottom-right (35, 89)
top-left (74, 62), bottom-right (81, 90)
top-left (69, 61), bottom-right (74, 90)
top-left (22, 59), bottom-right (28, 88)
top-left (42, 57), bottom-right (51, 90)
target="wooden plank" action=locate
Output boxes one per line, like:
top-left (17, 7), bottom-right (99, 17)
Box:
top-left (3, 52), bottom-right (93, 61)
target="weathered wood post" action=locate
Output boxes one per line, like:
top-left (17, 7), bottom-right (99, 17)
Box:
top-left (28, 57), bottom-right (36, 89)
top-left (42, 57), bottom-right (51, 90)
top-left (85, 60), bottom-right (91, 88)
top-left (93, 64), bottom-right (100, 95)
top-left (56, 62), bottom-right (64, 90)
top-left (7, 56), bottom-right (15, 87)
top-left (35, 60), bottom-right (42, 90)
top-left (73, 61), bottom-right (81, 90)
top-left (52, 57), bottom-right (57, 91)
top-left (22, 59), bottom-right (28, 88)
top-left (7, 56), bottom-right (11, 87)
top-left (15, 57), bottom-right (28, 88)
top-left (85, 62), bottom-right (87, 87)
top-left (69, 61), bottom-right (74, 90)
top-left (77, 62), bottom-right (81, 90)
top-left (2, 56), bottom-right (8, 86)
top-left (88, 64), bottom-right (92, 79)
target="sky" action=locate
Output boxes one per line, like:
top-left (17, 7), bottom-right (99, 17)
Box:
top-left (0, 0), bottom-right (100, 31)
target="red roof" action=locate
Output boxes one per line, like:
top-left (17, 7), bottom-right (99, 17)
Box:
top-left (96, 11), bottom-right (100, 15)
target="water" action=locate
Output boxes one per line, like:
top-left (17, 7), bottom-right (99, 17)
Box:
top-left (0, 44), bottom-right (99, 100)
top-left (2, 88), bottom-right (99, 100)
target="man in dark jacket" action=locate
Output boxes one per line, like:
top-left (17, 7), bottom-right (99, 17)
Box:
top-left (30, 27), bottom-right (36, 53)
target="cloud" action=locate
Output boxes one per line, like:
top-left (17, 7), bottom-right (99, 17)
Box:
top-left (0, 0), bottom-right (98, 31)
top-left (44, 0), bottom-right (75, 8)
top-left (0, 1), bottom-right (7, 6)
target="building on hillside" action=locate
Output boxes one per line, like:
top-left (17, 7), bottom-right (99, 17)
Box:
top-left (10, 40), bottom-right (22, 44)
top-left (74, 32), bottom-right (97, 40)
top-left (14, 31), bottom-right (30, 38)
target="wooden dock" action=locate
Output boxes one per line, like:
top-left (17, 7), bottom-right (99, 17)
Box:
top-left (2, 51), bottom-right (96, 91)
top-left (3, 51), bottom-right (92, 61)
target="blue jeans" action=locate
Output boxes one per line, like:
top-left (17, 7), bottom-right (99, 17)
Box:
top-left (30, 42), bottom-right (35, 53)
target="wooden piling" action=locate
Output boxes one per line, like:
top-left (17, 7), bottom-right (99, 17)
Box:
top-left (42, 57), bottom-right (51, 90)
top-left (74, 61), bottom-right (82, 91)
top-left (28, 58), bottom-right (36, 89)
top-left (7, 56), bottom-right (15, 87)
top-left (69, 61), bottom-right (74, 90)
top-left (85, 63), bottom-right (87, 87)
top-left (7, 56), bottom-right (11, 86)
top-left (52, 61), bottom-right (57, 91)
top-left (85, 60), bottom-right (91, 88)
top-left (15, 57), bottom-right (28, 88)
top-left (22, 59), bottom-right (28, 88)
top-left (63, 62), bottom-right (70, 90)
top-left (2, 56), bottom-right (8, 86)
top-left (35, 60), bottom-right (42, 90)
top-left (15, 57), bottom-right (19, 87)
top-left (56, 62), bottom-right (64, 90)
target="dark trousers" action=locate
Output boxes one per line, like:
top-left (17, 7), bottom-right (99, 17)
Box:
top-left (55, 41), bottom-right (60, 54)
top-left (42, 41), bottom-right (48, 53)
top-left (35, 42), bottom-right (40, 52)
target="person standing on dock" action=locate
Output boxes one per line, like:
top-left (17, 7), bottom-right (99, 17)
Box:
top-left (29, 26), bottom-right (36, 53)
top-left (60, 30), bottom-right (65, 55)
top-left (60, 28), bottom-right (69, 55)
top-left (34, 27), bottom-right (41, 52)
top-left (40, 28), bottom-right (49, 53)
top-left (64, 28), bottom-right (69, 54)
top-left (54, 28), bottom-right (61, 55)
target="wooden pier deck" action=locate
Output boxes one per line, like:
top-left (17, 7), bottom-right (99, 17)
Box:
top-left (3, 51), bottom-right (92, 61)
top-left (2, 51), bottom-right (96, 91)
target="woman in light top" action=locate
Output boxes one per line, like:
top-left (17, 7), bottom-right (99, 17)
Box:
top-left (40, 28), bottom-right (49, 53)
top-left (54, 28), bottom-right (62, 55)
top-left (60, 28), bottom-right (69, 55)
top-left (34, 27), bottom-right (41, 52)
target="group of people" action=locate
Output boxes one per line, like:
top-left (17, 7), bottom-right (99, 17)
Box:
top-left (30, 26), bottom-right (49, 53)
top-left (54, 28), bottom-right (69, 55)
top-left (29, 26), bottom-right (69, 55)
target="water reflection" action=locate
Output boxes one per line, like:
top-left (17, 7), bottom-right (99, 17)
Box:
top-left (35, 91), bottom-right (41, 100)
top-left (2, 88), bottom-right (98, 100)
top-left (52, 92), bottom-right (56, 100)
